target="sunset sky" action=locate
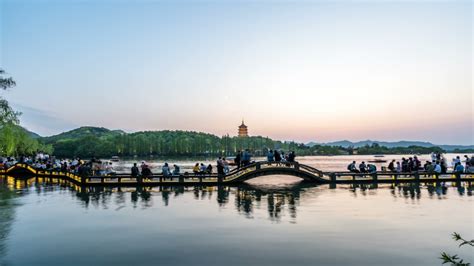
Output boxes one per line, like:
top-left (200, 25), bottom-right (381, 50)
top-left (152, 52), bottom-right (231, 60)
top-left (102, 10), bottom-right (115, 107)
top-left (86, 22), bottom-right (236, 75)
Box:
top-left (1, 0), bottom-right (472, 145)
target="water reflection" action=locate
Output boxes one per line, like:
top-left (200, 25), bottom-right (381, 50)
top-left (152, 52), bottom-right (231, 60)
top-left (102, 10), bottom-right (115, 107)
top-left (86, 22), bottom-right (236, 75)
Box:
top-left (0, 175), bottom-right (472, 222)
top-left (1, 175), bottom-right (473, 266)
top-left (0, 177), bottom-right (20, 258)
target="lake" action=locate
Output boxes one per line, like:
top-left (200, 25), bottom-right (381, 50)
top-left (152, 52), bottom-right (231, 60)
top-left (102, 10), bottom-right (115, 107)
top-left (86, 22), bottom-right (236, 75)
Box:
top-left (1, 155), bottom-right (473, 266)
top-left (110, 153), bottom-right (472, 173)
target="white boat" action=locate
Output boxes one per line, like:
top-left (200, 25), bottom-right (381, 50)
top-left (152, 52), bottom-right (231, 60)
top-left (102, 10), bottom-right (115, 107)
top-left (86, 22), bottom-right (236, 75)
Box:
top-left (110, 156), bottom-right (120, 162)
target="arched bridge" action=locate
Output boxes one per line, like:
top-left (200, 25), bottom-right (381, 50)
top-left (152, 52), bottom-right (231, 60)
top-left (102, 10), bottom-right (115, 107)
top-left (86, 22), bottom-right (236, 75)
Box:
top-left (223, 162), bottom-right (329, 183)
top-left (1, 162), bottom-right (473, 186)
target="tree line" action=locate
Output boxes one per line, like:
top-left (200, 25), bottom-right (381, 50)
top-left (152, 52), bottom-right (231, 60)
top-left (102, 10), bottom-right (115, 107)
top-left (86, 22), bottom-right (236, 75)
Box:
top-left (40, 128), bottom-right (450, 159)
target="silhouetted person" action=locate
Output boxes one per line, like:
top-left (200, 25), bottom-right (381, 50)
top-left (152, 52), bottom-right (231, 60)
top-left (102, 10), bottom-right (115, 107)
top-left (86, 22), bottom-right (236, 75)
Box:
top-left (288, 151), bottom-right (296, 163)
top-left (359, 161), bottom-right (367, 173)
top-left (388, 160), bottom-right (396, 172)
top-left (267, 150), bottom-right (274, 162)
top-left (141, 164), bottom-right (152, 180)
top-left (234, 151), bottom-right (241, 168)
top-left (274, 150), bottom-right (282, 163)
top-left (217, 157), bottom-right (225, 176)
top-left (172, 164), bottom-right (180, 176)
top-left (206, 164), bottom-right (213, 174)
top-left (347, 161), bottom-right (359, 173)
top-left (131, 163), bottom-right (140, 182)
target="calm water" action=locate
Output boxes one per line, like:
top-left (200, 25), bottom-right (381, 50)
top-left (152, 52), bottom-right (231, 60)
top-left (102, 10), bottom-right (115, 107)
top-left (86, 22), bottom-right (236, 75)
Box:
top-left (110, 154), bottom-right (473, 173)
top-left (1, 156), bottom-right (473, 266)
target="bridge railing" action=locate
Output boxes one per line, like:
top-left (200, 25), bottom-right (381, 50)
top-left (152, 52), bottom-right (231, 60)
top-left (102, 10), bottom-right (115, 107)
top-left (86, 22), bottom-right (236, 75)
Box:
top-left (223, 161), bottom-right (306, 182)
top-left (329, 171), bottom-right (474, 182)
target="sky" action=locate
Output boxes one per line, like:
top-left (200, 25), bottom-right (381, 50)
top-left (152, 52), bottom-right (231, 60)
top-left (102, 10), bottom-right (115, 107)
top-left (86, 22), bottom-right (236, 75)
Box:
top-left (0, 0), bottom-right (472, 145)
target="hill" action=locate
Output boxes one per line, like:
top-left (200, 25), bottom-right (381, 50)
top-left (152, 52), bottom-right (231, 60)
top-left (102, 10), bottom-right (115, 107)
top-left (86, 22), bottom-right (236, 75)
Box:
top-left (42, 126), bottom-right (125, 144)
top-left (21, 127), bottom-right (41, 139)
top-left (38, 127), bottom-right (292, 158)
top-left (306, 140), bottom-right (474, 152)
top-left (26, 126), bottom-right (472, 158)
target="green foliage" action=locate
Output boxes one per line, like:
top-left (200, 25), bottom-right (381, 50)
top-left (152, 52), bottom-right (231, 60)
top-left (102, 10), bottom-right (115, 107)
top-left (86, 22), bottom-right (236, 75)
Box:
top-left (0, 98), bottom-right (20, 126)
top-left (0, 69), bottom-right (16, 90)
top-left (0, 123), bottom-right (53, 157)
top-left (40, 127), bottom-right (449, 159)
top-left (440, 232), bottom-right (473, 266)
top-left (0, 69), bottom-right (51, 157)
top-left (0, 69), bottom-right (20, 126)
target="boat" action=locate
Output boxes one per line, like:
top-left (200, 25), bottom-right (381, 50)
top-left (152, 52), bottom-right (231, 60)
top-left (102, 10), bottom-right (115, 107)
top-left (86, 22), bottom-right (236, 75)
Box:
top-left (110, 156), bottom-right (120, 162)
top-left (368, 159), bottom-right (387, 163)
top-left (368, 155), bottom-right (387, 163)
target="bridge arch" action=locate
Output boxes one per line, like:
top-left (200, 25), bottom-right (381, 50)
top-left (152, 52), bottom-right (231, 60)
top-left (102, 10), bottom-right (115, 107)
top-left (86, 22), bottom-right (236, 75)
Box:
top-left (223, 162), bottom-right (329, 183)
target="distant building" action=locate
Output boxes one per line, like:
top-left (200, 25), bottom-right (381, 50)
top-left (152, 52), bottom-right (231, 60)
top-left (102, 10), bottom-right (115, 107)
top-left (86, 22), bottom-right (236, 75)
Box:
top-left (238, 120), bottom-right (248, 137)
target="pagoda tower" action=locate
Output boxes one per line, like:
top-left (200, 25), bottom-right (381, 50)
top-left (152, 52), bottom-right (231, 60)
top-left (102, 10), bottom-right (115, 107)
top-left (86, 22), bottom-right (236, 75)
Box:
top-left (238, 120), bottom-right (248, 137)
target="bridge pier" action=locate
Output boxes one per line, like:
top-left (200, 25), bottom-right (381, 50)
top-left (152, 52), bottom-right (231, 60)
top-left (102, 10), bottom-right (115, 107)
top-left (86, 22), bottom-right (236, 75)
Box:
top-left (414, 172), bottom-right (420, 182)
top-left (330, 173), bottom-right (336, 183)
top-left (455, 173), bottom-right (461, 182)
top-left (372, 173), bottom-right (378, 183)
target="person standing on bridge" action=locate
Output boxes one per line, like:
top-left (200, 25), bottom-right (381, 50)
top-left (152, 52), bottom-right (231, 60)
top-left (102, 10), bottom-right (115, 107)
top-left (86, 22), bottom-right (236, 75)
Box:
top-left (433, 161), bottom-right (442, 174)
top-left (274, 150), bottom-right (282, 164)
top-left (242, 149), bottom-right (251, 166)
top-left (288, 151), bottom-right (296, 163)
top-left (267, 150), bottom-right (274, 162)
top-left (222, 157), bottom-right (230, 173)
top-left (234, 151), bottom-right (242, 168)
top-left (217, 157), bottom-right (225, 176)
top-left (131, 163), bottom-right (140, 182)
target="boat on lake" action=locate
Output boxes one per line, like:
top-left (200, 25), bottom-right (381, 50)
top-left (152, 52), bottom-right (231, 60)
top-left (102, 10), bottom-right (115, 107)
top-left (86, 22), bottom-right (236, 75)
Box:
top-left (369, 155), bottom-right (387, 163)
top-left (110, 156), bottom-right (120, 162)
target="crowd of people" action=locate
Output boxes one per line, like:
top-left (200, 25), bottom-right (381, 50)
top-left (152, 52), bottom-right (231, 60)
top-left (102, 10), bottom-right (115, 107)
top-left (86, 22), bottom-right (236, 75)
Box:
top-left (347, 161), bottom-right (378, 174)
top-left (266, 150), bottom-right (296, 163)
top-left (0, 153), bottom-right (116, 176)
top-left (347, 153), bottom-right (474, 174)
top-left (3, 151), bottom-right (473, 179)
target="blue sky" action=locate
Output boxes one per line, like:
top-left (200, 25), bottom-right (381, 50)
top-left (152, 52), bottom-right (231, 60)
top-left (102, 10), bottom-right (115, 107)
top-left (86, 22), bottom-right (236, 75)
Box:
top-left (0, 0), bottom-right (472, 144)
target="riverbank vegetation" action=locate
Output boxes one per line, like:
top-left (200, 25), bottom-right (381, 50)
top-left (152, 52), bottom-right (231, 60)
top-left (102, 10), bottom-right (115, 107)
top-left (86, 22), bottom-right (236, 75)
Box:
top-left (37, 126), bottom-right (458, 158)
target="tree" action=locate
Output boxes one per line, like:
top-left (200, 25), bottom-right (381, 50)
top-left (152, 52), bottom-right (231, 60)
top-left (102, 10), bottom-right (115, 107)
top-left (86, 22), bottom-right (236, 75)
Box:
top-left (0, 69), bottom-right (20, 126)
top-left (0, 69), bottom-right (16, 90)
top-left (0, 68), bottom-right (50, 157)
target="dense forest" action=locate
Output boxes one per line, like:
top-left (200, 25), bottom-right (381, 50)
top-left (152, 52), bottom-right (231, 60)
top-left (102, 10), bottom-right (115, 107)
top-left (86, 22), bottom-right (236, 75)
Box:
top-left (41, 127), bottom-right (303, 158)
top-left (35, 126), bottom-right (452, 159)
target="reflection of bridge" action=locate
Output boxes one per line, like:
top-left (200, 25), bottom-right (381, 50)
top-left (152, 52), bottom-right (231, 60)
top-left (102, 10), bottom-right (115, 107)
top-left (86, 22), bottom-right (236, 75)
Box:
top-left (1, 162), bottom-right (473, 186)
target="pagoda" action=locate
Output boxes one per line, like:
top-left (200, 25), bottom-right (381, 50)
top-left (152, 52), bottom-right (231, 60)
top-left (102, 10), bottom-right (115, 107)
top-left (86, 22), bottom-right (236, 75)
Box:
top-left (238, 120), bottom-right (248, 137)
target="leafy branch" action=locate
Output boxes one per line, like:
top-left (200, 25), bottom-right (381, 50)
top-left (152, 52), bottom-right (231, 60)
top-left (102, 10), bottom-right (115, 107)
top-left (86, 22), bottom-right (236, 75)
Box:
top-left (440, 232), bottom-right (473, 266)
top-left (0, 68), bottom-right (16, 90)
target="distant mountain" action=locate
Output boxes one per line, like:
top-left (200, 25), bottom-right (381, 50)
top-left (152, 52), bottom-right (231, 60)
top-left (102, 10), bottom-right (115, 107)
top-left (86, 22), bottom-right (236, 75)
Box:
top-left (21, 127), bottom-right (41, 139)
top-left (306, 140), bottom-right (474, 152)
top-left (42, 126), bottom-right (125, 143)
